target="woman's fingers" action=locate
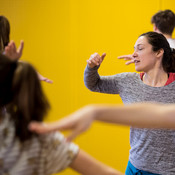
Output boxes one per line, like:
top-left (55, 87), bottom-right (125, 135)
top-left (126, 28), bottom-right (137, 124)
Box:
top-left (118, 54), bottom-right (135, 65)
top-left (118, 54), bottom-right (133, 60)
top-left (87, 52), bottom-right (106, 68)
top-left (17, 40), bottom-right (24, 57)
top-left (4, 40), bottom-right (24, 60)
top-left (28, 122), bottom-right (50, 134)
top-left (37, 73), bottom-right (53, 83)
top-left (125, 60), bottom-right (135, 65)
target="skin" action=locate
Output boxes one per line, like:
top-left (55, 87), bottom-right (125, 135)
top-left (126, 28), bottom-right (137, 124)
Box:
top-left (0, 51), bottom-right (121, 175)
top-left (86, 36), bottom-right (166, 87)
top-left (27, 37), bottom-right (173, 174)
top-left (4, 40), bottom-right (24, 60)
top-left (4, 40), bottom-right (53, 83)
top-left (132, 36), bottom-right (167, 87)
top-left (119, 36), bottom-right (166, 87)
top-left (29, 36), bottom-right (171, 138)
top-left (29, 103), bottom-right (175, 141)
top-left (132, 36), bottom-right (160, 72)
top-left (70, 149), bottom-right (123, 175)
top-left (118, 21), bottom-right (174, 66)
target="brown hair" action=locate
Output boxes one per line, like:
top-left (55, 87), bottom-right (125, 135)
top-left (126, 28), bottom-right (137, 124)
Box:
top-left (0, 55), bottom-right (50, 141)
top-left (0, 16), bottom-right (10, 52)
top-left (151, 10), bottom-right (175, 35)
top-left (10, 62), bottom-right (50, 141)
top-left (0, 54), bottom-right (16, 106)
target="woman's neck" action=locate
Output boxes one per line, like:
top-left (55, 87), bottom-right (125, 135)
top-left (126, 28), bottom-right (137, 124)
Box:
top-left (143, 69), bottom-right (168, 87)
top-left (163, 33), bottom-right (172, 39)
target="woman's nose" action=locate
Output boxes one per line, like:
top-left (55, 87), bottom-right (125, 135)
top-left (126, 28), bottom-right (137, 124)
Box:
top-left (132, 51), bottom-right (137, 58)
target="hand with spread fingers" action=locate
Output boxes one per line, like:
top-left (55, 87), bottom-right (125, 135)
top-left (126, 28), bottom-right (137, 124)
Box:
top-left (118, 54), bottom-right (135, 65)
top-left (4, 40), bottom-right (24, 61)
top-left (4, 40), bottom-right (53, 84)
top-left (87, 53), bottom-right (106, 68)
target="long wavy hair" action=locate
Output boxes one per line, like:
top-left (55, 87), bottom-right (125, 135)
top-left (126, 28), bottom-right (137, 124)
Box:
top-left (0, 54), bottom-right (50, 142)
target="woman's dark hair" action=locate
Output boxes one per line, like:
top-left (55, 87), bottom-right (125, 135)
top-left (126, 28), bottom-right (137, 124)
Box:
top-left (140, 31), bottom-right (175, 73)
top-left (0, 54), bottom-right (50, 142)
top-left (0, 54), bottom-right (17, 106)
top-left (0, 16), bottom-right (10, 52)
top-left (10, 61), bottom-right (50, 142)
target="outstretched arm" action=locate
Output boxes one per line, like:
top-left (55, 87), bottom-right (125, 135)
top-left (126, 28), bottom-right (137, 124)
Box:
top-left (70, 149), bottom-right (123, 175)
top-left (29, 103), bottom-right (175, 141)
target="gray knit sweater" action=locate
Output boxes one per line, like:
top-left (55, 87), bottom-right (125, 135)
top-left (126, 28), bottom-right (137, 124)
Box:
top-left (84, 65), bottom-right (175, 175)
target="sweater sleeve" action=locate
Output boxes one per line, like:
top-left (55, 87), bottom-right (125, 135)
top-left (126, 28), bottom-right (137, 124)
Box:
top-left (84, 65), bottom-right (124, 94)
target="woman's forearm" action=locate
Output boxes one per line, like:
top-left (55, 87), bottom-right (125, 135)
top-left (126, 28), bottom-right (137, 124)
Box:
top-left (29, 103), bottom-right (175, 140)
top-left (91, 103), bottom-right (175, 129)
top-left (70, 149), bottom-right (123, 175)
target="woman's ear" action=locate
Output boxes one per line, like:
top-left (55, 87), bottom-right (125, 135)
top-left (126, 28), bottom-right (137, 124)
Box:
top-left (156, 49), bottom-right (164, 58)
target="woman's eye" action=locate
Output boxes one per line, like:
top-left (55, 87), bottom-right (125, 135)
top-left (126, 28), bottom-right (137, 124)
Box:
top-left (138, 48), bottom-right (143, 50)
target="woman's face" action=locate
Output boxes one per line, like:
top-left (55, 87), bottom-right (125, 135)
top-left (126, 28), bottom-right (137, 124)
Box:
top-left (132, 36), bottom-right (160, 72)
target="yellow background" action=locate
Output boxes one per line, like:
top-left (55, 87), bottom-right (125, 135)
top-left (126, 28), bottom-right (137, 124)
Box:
top-left (1, 0), bottom-right (175, 174)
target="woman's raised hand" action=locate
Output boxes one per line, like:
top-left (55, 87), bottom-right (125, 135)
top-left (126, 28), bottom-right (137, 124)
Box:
top-left (4, 40), bottom-right (24, 61)
top-left (87, 53), bottom-right (106, 68)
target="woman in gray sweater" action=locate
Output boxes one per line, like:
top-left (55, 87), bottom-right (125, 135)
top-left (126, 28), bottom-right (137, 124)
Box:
top-left (84, 32), bottom-right (175, 175)
top-left (30, 32), bottom-right (175, 175)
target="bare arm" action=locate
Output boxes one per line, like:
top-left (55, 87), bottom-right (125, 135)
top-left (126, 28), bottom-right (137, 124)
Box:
top-left (70, 149), bottom-right (123, 175)
top-left (29, 103), bottom-right (175, 140)
top-left (94, 103), bottom-right (175, 128)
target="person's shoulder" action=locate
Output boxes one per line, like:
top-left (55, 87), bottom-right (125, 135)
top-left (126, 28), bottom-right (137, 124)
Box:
top-left (38, 132), bottom-right (78, 151)
top-left (112, 72), bottom-right (139, 86)
top-left (167, 38), bottom-right (175, 48)
top-left (117, 72), bottom-right (139, 78)
top-left (38, 132), bottom-right (65, 145)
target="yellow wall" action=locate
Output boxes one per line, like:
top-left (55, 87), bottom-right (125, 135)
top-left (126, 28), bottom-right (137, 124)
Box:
top-left (1, 0), bottom-right (175, 174)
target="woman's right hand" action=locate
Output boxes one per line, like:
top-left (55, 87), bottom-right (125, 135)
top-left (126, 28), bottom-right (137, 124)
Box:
top-left (87, 53), bottom-right (106, 68)
top-left (29, 105), bottom-right (96, 141)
